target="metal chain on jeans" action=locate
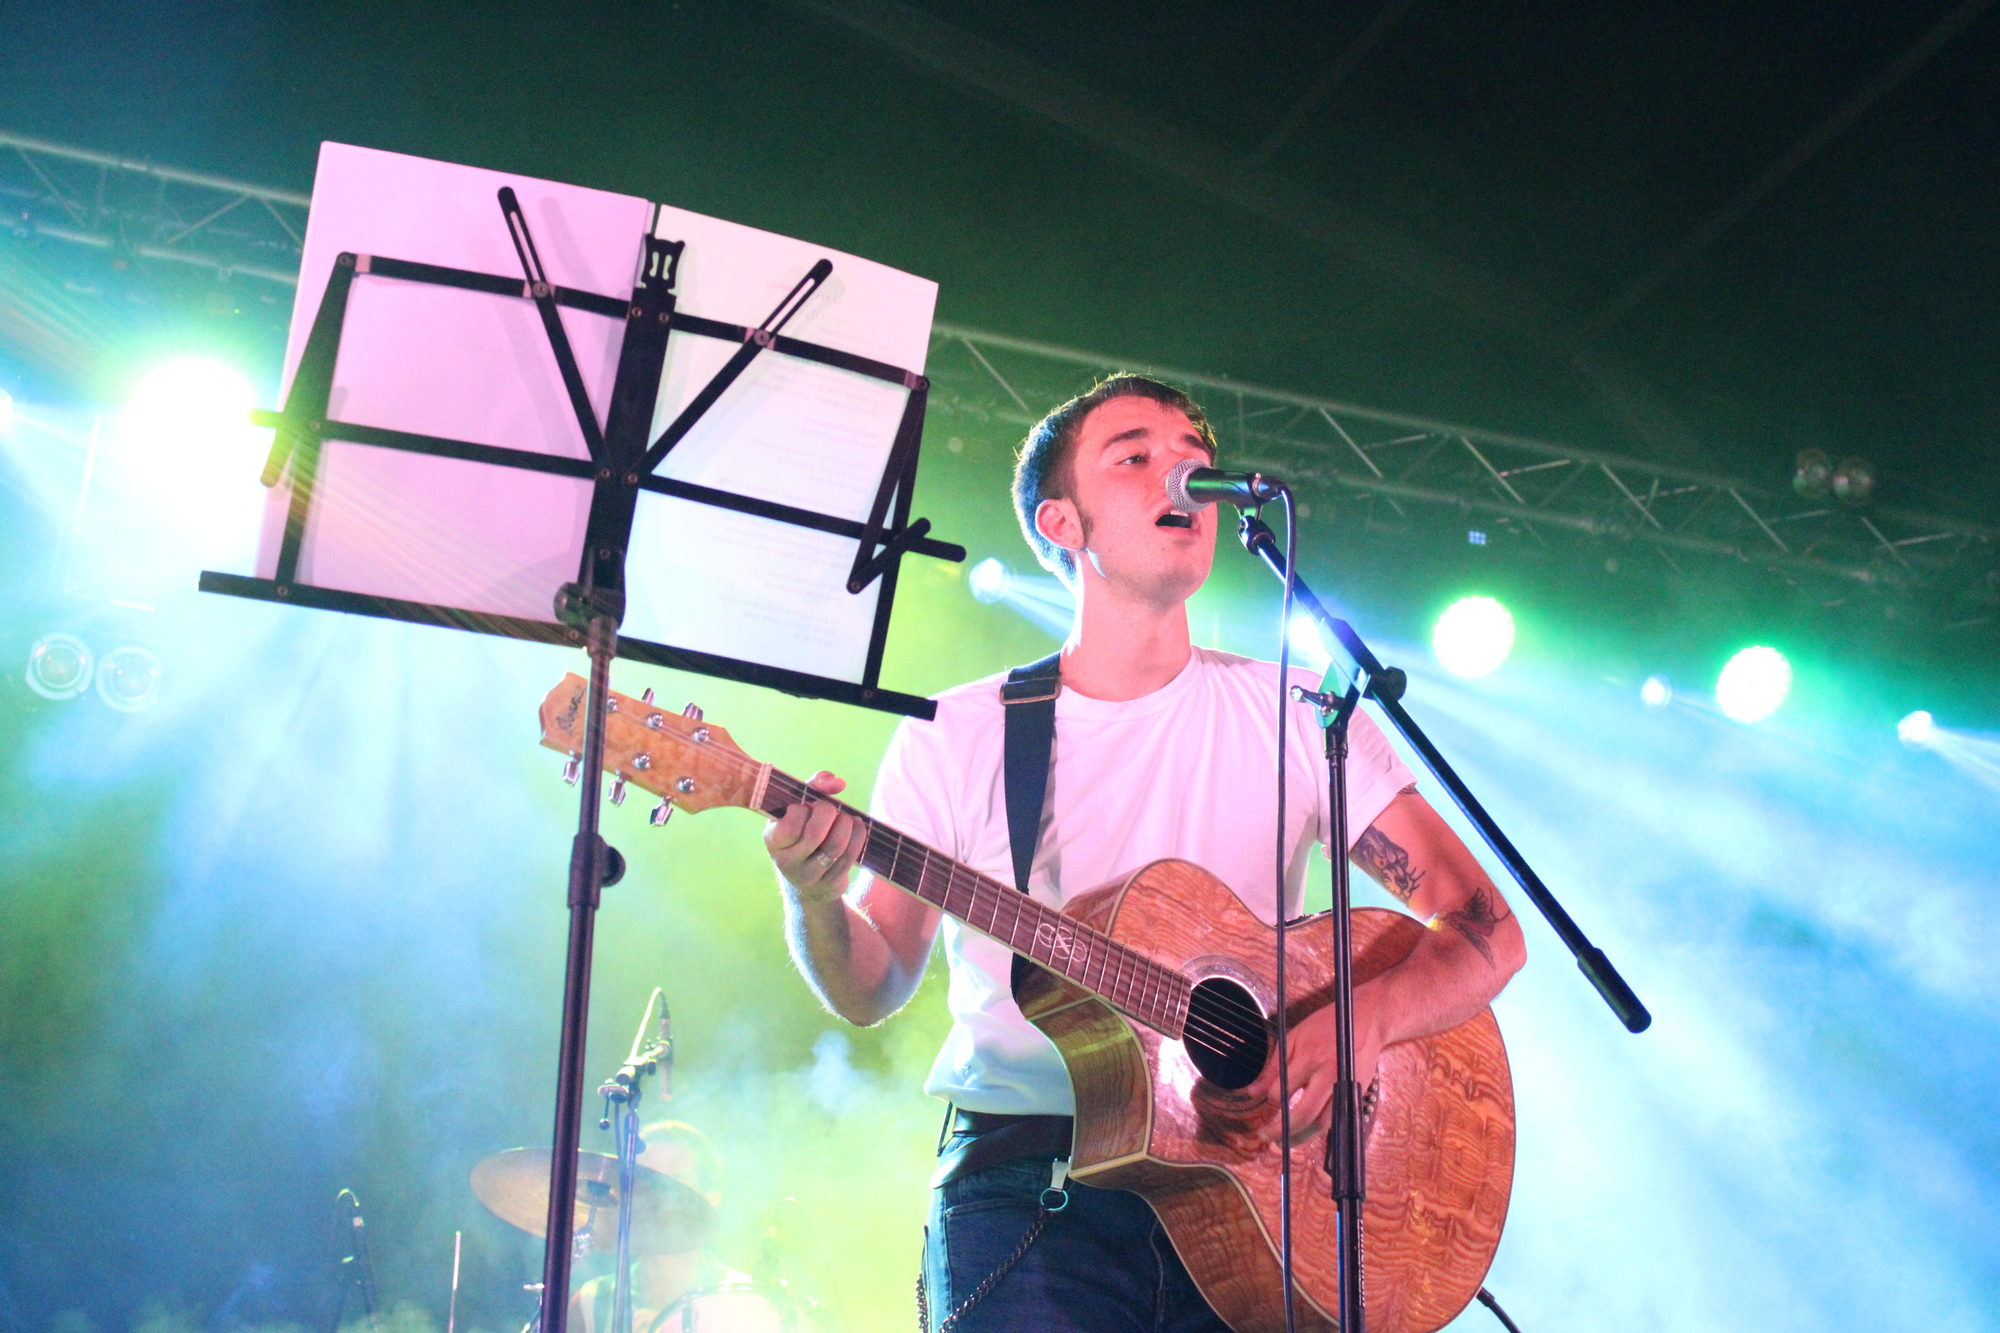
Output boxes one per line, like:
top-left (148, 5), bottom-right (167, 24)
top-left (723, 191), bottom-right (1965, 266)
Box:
top-left (915, 1205), bottom-right (1055, 1333)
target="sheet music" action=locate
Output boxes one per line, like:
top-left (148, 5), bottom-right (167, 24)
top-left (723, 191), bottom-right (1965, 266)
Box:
top-left (252, 143), bottom-right (938, 685)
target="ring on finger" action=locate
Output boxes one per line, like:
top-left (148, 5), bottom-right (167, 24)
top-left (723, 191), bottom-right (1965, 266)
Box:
top-left (808, 849), bottom-right (837, 872)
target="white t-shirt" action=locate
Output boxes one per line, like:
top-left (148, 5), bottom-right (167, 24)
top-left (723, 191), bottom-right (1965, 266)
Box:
top-left (868, 646), bottom-right (1416, 1115)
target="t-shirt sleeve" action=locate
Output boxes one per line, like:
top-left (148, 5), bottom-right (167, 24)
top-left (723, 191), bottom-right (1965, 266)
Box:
top-left (1337, 706), bottom-right (1417, 850)
top-left (869, 712), bottom-right (961, 866)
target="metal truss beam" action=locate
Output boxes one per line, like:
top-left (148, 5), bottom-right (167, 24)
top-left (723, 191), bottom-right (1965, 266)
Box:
top-left (0, 130), bottom-right (306, 285)
top-left (2, 131), bottom-right (1990, 633)
top-left (928, 323), bottom-right (2000, 631)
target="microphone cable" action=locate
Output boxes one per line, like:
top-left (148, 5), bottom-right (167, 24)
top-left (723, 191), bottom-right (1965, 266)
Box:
top-left (1270, 488), bottom-right (1299, 1333)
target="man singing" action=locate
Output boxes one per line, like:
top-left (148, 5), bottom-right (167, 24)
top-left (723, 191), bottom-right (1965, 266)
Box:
top-left (764, 375), bottom-right (1526, 1331)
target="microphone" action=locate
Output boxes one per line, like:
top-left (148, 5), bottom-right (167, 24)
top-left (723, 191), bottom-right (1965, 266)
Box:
top-left (1164, 458), bottom-right (1287, 511)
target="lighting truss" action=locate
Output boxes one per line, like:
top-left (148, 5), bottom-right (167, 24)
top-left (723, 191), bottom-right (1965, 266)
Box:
top-left (927, 325), bottom-right (2000, 636)
top-left (4, 131), bottom-right (1992, 639)
top-left (0, 130), bottom-right (307, 287)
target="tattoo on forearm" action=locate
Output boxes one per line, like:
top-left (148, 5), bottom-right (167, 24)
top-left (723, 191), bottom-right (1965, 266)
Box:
top-left (1352, 827), bottom-right (1426, 905)
top-left (1441, 888), bottom-right (1505, 968)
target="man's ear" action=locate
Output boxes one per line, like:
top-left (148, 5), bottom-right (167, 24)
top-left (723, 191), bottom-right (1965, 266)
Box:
top-left (1035, 496), bottom-right (1083, 555)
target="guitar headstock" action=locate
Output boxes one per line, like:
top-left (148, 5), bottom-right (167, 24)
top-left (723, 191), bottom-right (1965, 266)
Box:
top-left (537, 674), bottom-right (765, 817)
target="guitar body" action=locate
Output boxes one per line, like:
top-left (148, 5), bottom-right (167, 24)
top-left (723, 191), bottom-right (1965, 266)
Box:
top-left (1015, 860), bottom-right (1515, 1333)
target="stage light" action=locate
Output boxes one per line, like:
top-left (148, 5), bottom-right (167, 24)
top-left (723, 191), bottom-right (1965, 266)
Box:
top-left (1793, 448), bottom-right (1832, 499)
top-left (1715, 646), bottom-right (1791, 723)
top-left (1432, 596), bottom-right (1514, 678)
top-left (1897, 710), bottom-right (1936, 750)
top-left (94, 645), bottom-right (162, 712)
top-left (0, 389), bottom-right (13, 432)
top-left (25, 633), bottom-right (94, 701)
top-left (1832, 456), bottom-right (1875, 506)
top-left (127, 357), bottom-right (259, 455)
top-left (967, 557), bottom-right (1010, 604)
top-left (1287, 613), bottom-right (1332, 673)
top-left (1640, 675), bottom-right (1672, 709)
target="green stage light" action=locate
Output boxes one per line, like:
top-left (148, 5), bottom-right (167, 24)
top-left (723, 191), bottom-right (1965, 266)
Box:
top-left (1641, 675), bottom-right (1672, 709)
top-left (1716, 646), bottom-right (1791, 722)
top-left (1432, 596), bottom-right (1514, 678)
top-left (1897, 710), bottom-right (1936, 750)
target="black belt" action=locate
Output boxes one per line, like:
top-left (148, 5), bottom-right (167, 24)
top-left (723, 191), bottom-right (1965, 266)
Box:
top-left (931, 1110), bottom-right (1075, 1188)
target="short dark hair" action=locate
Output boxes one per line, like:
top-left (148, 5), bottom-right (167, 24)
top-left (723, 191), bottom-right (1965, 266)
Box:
top-left (1012, 374), bottom-right (1218, 585)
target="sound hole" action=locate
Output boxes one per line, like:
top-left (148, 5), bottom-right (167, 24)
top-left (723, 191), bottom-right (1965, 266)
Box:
top-left (1184, 977), bottom-right (1269, 1090)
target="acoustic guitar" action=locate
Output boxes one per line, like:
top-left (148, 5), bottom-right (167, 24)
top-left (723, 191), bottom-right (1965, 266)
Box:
top-left (537, 674), bottom-right (1514, 1333)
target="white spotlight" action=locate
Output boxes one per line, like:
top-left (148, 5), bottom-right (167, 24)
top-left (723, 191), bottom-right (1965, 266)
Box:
top-left (25, 633), bottom-right (94, 701)
top-left (1715, 646), bottom-right (1792, 723)
top-left (1640, 675), bottom-right (1673, 709)
top-left (967, 558), bottom-right (1011, 604)
top-left (1287, 613), bottom-right (1332, 673)
top-left (1433, 596), bottom-right (1515, 679)
top-left (127, 357), bottom-right (258, 456)
top-left (1897, 710), bottom-right (1936, 750)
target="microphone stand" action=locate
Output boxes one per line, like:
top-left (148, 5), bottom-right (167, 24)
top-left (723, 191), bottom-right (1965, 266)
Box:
top-left (598, 988), bottom-right (672, 1333)
top-left (1235, 510), bottom-right (1652, 1034)
top-left (1286, 671), bottom-right (1369, 1333)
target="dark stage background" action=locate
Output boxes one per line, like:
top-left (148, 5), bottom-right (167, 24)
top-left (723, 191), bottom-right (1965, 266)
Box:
top-left (1, 4), bottom-right (1996, 1331)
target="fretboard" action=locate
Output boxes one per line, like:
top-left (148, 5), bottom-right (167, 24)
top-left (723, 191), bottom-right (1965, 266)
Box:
top-left (759, 768), bottom-right (1191, 1037)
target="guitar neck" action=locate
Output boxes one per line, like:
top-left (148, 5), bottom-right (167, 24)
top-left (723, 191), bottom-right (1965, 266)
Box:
top-left (756, 768), bottom-right (1190, 1037)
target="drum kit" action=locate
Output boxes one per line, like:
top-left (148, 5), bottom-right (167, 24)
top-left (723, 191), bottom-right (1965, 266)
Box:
top-left (462, 990), bottom-right (825, 1333)
top-left (468, 1143), bottom-right (822, 1332)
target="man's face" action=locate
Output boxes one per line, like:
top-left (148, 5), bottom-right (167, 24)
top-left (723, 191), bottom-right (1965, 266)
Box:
top-left (1037, 395), bottom-right (1218, 609)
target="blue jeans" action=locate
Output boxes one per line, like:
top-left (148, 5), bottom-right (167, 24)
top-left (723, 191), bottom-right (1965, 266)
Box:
top-left (923, 1157), bottom-right (1231, 1333)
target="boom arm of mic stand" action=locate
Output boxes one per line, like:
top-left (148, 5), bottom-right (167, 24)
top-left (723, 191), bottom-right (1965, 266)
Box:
top-left (1238, 513), bottom-right (1652, 1033)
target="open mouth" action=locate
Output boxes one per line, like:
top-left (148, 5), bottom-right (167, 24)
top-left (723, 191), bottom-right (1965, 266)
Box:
top-left (1155, 512), bottom-right (1195, 529)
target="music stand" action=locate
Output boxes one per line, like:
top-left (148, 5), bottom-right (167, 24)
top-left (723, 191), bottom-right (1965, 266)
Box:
top-left (198, 143), bottom-right (964, 1333)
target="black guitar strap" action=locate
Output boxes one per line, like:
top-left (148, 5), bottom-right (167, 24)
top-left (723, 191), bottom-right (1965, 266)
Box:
top-left (1000, 651), bottom-right (1062, 996)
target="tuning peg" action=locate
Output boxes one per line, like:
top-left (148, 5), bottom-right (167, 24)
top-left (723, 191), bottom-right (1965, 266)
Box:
top-left (682, 702), bottom-right (703, 721)
top-left (562, 755), bottom-right (581, 785)
top-left (641, 687), bottom-right (656, 704)
top-left (648, 801), bottom-right (674, 827)
top-left (610, 775), bottom-right (628, 806)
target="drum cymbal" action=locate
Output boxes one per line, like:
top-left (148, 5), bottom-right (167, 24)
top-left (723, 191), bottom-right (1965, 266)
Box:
top-left (470, 1148), bottom-right (715, 1256)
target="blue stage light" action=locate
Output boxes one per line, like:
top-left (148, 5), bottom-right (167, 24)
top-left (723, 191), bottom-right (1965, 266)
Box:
top-left (1715, 646), bottom-right (1791, 722)
top-left (1287, 613), bottom-right (1332, 673)
top-left (25, 633), bottom-right (93, 701)
top-left (95, 645), bottom-right (162, 712)
top-left (1433, 596), bottom-right (1514, 678)
top-left (967, 557), bottom-right (1010, 604)
top-left (0, 389), bottom-right (14, 433)
top-left (1640, 675), bottom-right (1673, 709)
top-left (1897, 710), bottom-right (1936, 750)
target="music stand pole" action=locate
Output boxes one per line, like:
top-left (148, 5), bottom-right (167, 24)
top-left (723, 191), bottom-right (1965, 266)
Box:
top-left (538, 590), bottom-right (629, 1333)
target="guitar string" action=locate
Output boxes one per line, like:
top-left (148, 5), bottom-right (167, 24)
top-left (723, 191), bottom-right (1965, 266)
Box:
top-left (764, 764), bottom-right (1280, 1020)
top-left (761, 767), bottom-right (1208, 1037)
top-left (746, 764), bottom-right (1272, 1042)
top-left (618, 736), bottom-right (1261, 1057)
